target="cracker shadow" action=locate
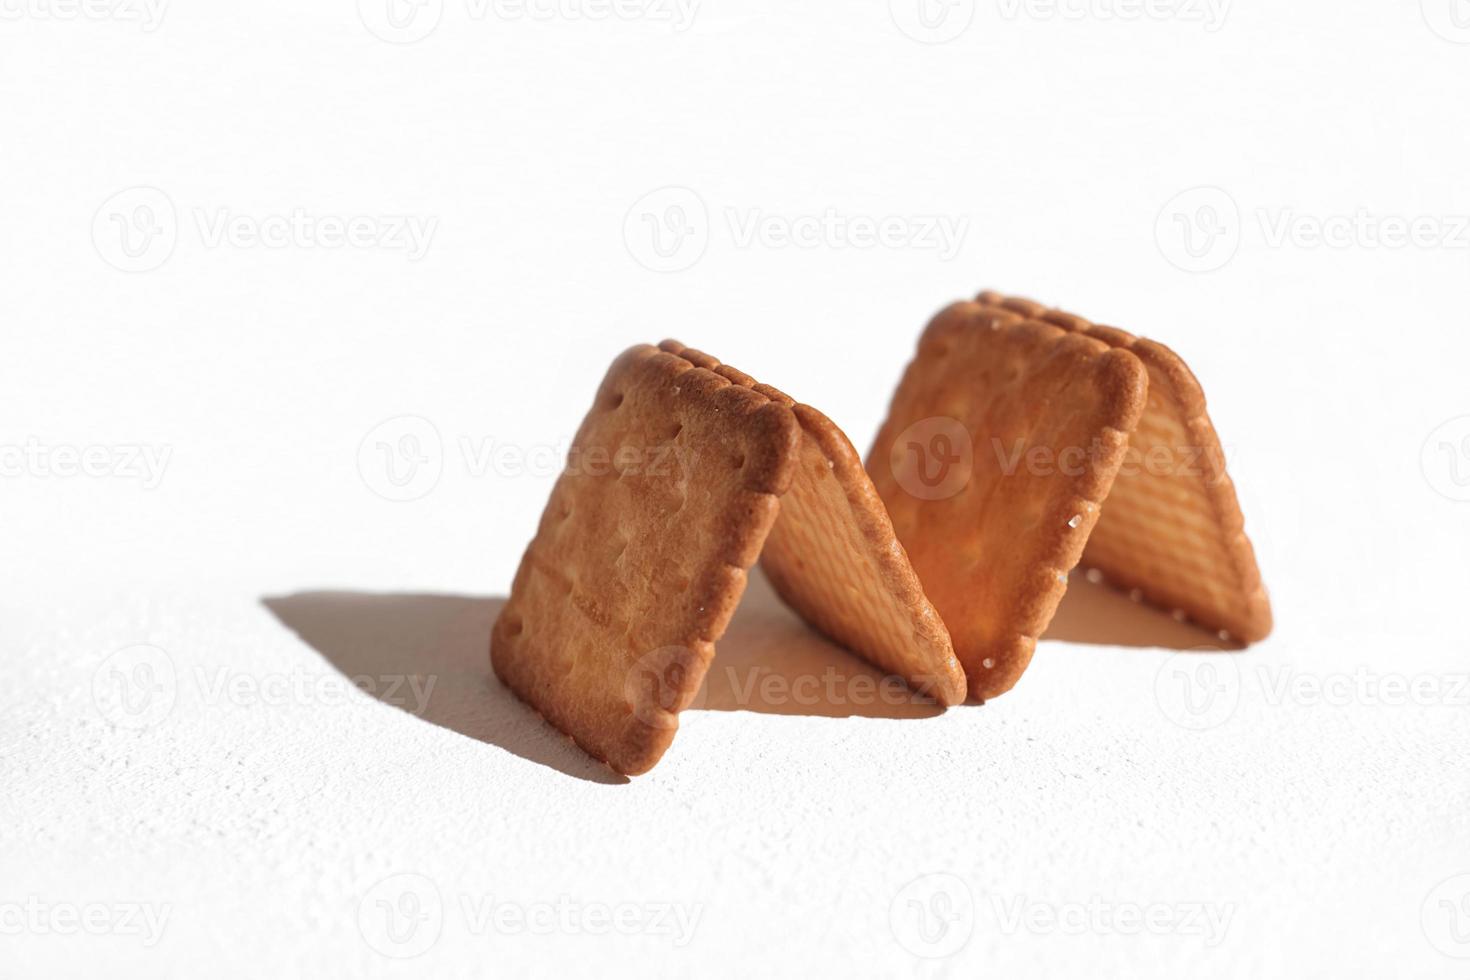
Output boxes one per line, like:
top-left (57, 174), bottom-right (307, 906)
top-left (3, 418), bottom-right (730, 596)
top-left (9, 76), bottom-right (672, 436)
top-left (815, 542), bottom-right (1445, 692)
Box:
top-left (697, 571), bottom-right (945, 719)
top-left (260, 591), bottom-right (628, 785)
top-left (1045, 572), bottom-right (1230, 650)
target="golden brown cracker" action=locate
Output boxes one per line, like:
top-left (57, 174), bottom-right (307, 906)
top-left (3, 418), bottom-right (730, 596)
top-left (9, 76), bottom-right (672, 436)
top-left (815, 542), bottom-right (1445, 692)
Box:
top-left (491, 345), bottom-right (799, 775)
top-left (976, 291), bottom-right (1272, 643)
top-left (869, 302), bottom-right (1149, 700)
top-left (658, 341), bottom-right (966, 707)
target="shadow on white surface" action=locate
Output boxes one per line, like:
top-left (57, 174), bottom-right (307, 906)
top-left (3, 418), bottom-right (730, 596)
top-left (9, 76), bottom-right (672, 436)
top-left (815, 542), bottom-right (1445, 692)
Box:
top-left (1046, 571), bottom-right (1231, 650)
top-left (700, 570), bottom-right (945, 719)
top-left (261, 591), bottom-right (630, 784)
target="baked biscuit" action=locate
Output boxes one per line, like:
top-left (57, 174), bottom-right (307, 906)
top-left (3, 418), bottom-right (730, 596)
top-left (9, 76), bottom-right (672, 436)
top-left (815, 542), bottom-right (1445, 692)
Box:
top-left (869, 302), bottom-right (1149, 700)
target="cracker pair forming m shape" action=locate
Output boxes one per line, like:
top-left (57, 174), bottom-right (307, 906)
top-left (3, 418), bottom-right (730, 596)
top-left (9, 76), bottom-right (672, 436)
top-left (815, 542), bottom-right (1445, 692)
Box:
top-left (491, 292), bottom-right (1272, 774)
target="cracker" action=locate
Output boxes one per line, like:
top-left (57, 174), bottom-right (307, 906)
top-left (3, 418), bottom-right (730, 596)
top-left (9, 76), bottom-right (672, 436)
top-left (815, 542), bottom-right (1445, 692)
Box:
top-left (492, 343), bottom-right (964, 775)
top-left (975, 291), bottom-right (1272, 643)
top-left (491, 345), bottom-right (798, 775)
top-left (868, 302), bottom-right (1149, 700)
top-left (659, 341), bottom-right (966, 707)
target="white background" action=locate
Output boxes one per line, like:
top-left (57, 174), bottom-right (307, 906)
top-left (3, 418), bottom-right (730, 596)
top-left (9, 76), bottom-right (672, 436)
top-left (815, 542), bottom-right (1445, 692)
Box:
top-left (3, 0), bottom-right (1469, 976)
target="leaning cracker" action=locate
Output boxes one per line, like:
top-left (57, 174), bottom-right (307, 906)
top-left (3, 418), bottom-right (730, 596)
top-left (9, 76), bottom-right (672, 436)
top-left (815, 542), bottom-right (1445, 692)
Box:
top-left (491, 346), bottom-right (798, 775)
top-left (976, 291), bottom-right (1272, 642)
top-left (868, 303), bottom-right (1149, 700)
top-left (659, 341), bottom-right (966, 707)
top-left (493, 343), bottom-right (964, 775)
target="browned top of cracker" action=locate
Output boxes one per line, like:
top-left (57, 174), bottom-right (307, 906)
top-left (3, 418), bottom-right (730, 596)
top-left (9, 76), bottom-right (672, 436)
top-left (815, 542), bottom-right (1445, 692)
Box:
top-left (491, 345), bottom-right (799, 775)
top-left (659, 340), bottom-right (966, 706)
top-left (975, 290), bottom-right (1272, 642)
top-left (869, 301), bottom-right (1148, 700)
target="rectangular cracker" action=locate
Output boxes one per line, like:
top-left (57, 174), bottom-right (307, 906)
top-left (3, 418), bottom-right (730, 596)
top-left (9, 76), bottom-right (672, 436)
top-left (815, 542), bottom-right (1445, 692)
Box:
top-left (976, 291), bottom-right (1272, 643)
top-left (491, 345), bottom-right (800, 775)
top-left (868, 302), bottom-right (1149, 700)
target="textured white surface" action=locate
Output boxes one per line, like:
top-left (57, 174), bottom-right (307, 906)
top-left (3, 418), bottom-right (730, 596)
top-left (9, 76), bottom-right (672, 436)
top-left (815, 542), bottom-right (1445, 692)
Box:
top-left (4, 0), bottom-right (1470, 976)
